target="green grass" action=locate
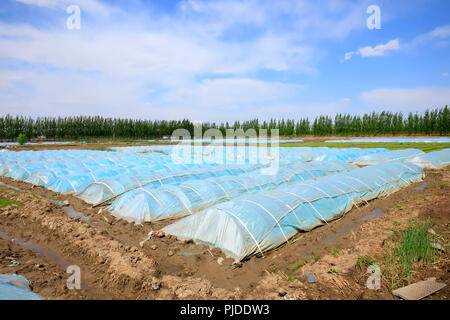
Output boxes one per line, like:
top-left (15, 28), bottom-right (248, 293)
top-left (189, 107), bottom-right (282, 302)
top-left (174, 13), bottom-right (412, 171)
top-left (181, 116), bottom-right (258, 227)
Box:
top-left (138, 150), bottom-right (168, 155)
top-left (94, 146), bottom-right (114, 152)
top-left (325, 247), bottom-right (340, 256)
top-left (75, 138), bottom-right (450, 152)
top-left (384, 218), bottom-right (441, 290)
top-left (287, 276), bottom-right (295, 282)
top-left (82, 138), bottom-right (177, 144)
top-left (0, 196), bottom-right (21, 208)
top-left (357, 256), bottom-right (377, 271)
top-left (328, 268), bottom-right (341, 275)
top-left (391, 203), bottom-right (404, 209)
top-left (289, 259), bottom-right (308, 271)
top-left (279, 141), bottom-right (450, 152)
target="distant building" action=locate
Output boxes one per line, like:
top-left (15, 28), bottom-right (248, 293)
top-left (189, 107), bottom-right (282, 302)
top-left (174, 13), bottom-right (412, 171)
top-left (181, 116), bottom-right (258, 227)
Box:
top-left (162, 135), bottom-right (171, 140)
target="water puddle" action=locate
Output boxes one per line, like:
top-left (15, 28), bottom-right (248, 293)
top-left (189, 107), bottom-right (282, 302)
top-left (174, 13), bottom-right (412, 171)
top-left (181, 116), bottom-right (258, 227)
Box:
top-left (305, 209), bottom-right (385, 255)
top-left (415, 182), bottom-right (428, 191)
top-left (0, 230), bottom-right (97, 295)
top-left (357, 209), bottom-right (385, 221)
top-left (0, 230), bottom-right (70, 268)
top-left (0, 181), bottom-right (90, 223)
top-left (157, 261), bottom-right (182, 274)
top-left (53, 200), bottom-right (90, 223)
top-left (0, 181), bottom-right (43, 198)
top-left (179, 245), bottom-right (208, 257)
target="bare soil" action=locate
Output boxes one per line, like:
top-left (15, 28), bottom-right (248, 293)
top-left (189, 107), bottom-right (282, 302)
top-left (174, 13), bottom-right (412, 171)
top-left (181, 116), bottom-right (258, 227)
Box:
top-left (0, 167), bottom-right (448, 300)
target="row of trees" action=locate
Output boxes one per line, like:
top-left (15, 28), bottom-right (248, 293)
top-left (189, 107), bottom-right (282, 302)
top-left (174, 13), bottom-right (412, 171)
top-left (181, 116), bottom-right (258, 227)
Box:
top-left (0, 107), bottom-right (448, 140)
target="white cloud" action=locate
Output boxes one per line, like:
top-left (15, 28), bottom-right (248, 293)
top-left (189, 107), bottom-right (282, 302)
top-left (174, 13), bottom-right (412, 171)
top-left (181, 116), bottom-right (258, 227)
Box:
top-left (358, 39), bottom-right (400, 57)
top-left (0, 68), bottom-right (306, 121)
top-left (256, 98), bottom-right (353, 120)
top-left (163, 78), bottom-right (304, 120)
top-left (399, 24), bottom-right (450, 51)
top-left (428, 25), bottom-right (450, 39)
top-left (443, 72), bottom-right (449, 77)
top-left (344, 39), bottom-right (400, 60)
top-left (0, 0), bottom-right (391, 120)
top-left (15, 0), bottom-right (123, 17)
top-left (15, 0), bottom-right (60, 7)
top-left (411, 25), bottom-right (450, 46)
top-left (0, 69), bottom-right (147, 118)
top-left (360, 87), bottom-right (450, 113)
top-left (1, 0), bottom-right (327, 121)
top-left (177, 0), bottom-right (371, 40)
top-left (344, 51), bottom-right (355, 61)
top-left (345, 24), bottom-right (450, 61)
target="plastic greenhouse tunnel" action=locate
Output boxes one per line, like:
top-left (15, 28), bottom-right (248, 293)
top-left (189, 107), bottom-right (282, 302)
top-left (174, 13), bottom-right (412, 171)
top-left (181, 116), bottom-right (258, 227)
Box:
top-left (108, 160), bottom-right (355, 223)
top-left (407, 148), bottom-right (450, 169)
top-left (78, 163), bottom-right (266, 205)
top-left (351, 149), bottom-right (425, 166)
top-left (162, 162), bottom-right (424, 262)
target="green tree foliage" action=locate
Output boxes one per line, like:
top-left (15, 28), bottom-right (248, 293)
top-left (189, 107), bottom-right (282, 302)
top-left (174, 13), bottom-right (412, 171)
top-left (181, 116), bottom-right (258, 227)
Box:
top-left (16, 133), bottom-right (28, 145)
top-left (0, 107), bottom-right (448, 140)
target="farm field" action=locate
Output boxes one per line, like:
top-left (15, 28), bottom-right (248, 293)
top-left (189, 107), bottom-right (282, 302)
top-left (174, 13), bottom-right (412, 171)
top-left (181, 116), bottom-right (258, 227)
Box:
top-left (2, 136), bottom-right (450, 153)
top-left (0, 143), bottom-right (449, 300)
top-left (2, 0), bottom-right (450, 307)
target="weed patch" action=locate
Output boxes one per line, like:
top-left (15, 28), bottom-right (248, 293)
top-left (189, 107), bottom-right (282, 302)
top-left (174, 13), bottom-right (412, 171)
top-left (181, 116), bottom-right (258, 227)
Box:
top-left (0, 196), bottom-right (21, 208)
top-left (384, 218), bottom-right (441, 290)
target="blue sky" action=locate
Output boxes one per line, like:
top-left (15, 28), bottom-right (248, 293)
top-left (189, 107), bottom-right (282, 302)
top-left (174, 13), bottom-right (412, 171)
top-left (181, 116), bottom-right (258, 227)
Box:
top-left (0, 0), bottom-right (449, 121)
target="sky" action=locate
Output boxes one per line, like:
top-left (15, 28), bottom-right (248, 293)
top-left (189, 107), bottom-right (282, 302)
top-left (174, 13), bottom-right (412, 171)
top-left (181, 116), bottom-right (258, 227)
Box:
top-left (0, 0), bottom-right (449, 122)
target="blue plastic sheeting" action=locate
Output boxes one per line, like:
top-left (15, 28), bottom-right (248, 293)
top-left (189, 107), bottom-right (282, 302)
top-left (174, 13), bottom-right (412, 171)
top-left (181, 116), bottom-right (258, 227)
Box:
top-left (407, 148), bottom-right (450, 169)
top-left (351, 149), bottom-right (425, 165)
top-left (0, 147), bottom-right (390, 194)
top-left (0, 149), bottom-right (200, 189)
top-left (325, 138), bottom-right (450, 143)
top-left (168, 138), bottom-right (304, 143)
top-left (0, 142), bottom-right (37, 145)
top-left (47, 167), bottom-right (134, 193)
top-left (286, 147), bottom-right (387, 162)
top-left (45, 164), bottom-right (194, 193)
top-left (112, 145), bottom-right (389, 163)
top-left (78, 164), bottom-right (266, 205)
top-left (111, 145), bottom-right (173, 153)
top-left (0, 274), bottom-right (43, 300)
top-left (109, 161), bottom-right (355, 223)
top-left (26, 168), bottom-right (84, 186)
top-left (162, 162), bottom-right (423, 261)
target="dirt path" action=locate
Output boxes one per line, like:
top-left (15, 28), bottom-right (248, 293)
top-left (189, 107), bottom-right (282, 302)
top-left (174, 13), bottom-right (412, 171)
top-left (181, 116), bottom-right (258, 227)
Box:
top-left (0, 168), bottom-right (448, 300)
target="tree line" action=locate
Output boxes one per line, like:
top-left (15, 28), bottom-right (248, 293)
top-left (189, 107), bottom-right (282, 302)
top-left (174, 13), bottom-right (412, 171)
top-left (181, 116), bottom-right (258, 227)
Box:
top-left (0, 107), bottom-right (448, 140)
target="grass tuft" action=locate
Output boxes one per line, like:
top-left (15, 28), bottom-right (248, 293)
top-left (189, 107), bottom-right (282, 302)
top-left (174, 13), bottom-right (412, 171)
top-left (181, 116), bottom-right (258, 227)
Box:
top-left (289, 259), bottom-right (308, 271)
top-left (328, 268), bottom-right (341, 275)
top-left (331, 248), bottom-right (340, 256)
top-left (0, 196), bottom-right (21, 208)
top-left (384, 218), bottom-right (441, 290)
top-left (357, 256), bottom-right (377, 271)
